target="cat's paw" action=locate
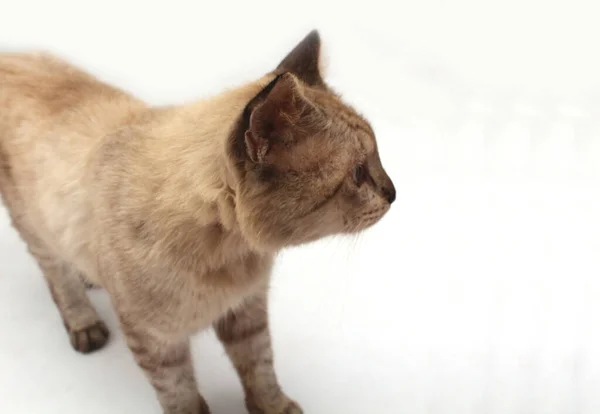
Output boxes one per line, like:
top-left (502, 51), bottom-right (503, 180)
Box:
top-left (247, 398), bottom-right (303, 414)
top-left (278, 400), bottom-right (303, 414)
top-left (68, 320), bottom-right (110, 353)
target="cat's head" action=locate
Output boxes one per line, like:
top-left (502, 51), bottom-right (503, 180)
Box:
top-left (229, 30), bottom-right (395, 250)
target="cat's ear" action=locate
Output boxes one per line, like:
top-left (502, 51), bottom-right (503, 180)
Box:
top-left (276, 30), bottom-right (324, 86)
top-left (245, 73), bottom-right (316, 163)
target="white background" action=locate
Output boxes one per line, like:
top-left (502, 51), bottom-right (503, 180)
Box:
top-left (1, 1), bottom-right (600, 413)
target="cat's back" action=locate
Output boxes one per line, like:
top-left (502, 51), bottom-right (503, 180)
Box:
top-left (1, 52), bottom-right (119, 118)
top-left (0, 51), bottom-right (144, 203)
top-left (0, 51), bottom-right (144, 132)
top-left (0, 52), bottom-right (146, 278)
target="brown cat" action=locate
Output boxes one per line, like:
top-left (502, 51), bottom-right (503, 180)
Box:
top-left (0, 31), bottom-right (395, 414)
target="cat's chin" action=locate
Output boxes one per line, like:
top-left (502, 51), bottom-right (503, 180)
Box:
top-left (239, 228), bottom-right (337, 253)
top-left (343, 210), bottom-right (390, 234)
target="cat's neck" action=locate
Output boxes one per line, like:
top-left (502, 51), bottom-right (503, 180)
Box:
top-left (129, 75), bottom-right (274, 247)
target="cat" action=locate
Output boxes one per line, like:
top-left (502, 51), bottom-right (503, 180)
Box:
top-left (0, 30), bottom-right (395, 414)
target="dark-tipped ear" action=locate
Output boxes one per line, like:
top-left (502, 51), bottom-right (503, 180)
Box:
top-left (245, 73), bottom-right (314, 163)
top-left (276, 30), bottom-right (324, 87)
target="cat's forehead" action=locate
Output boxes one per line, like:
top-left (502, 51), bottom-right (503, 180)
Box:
top-left (313, 91), bottom-right (376, 155)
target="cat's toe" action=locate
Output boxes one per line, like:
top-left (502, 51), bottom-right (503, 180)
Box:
top-left (247, 399), bottom-right (303, 414)
top-left (280, 400), bottom-right (303, 414)
top-left (69, 321), bottom-right (110, 353)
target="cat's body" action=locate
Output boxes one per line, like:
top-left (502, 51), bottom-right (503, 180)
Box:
top-left (0, 31), bottom-right (395, 413)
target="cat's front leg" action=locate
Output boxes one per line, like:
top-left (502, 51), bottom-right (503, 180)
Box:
top-left (119, 316), bottom-right (210, 414)
top-left (214, 291), bottom-right (302, 414)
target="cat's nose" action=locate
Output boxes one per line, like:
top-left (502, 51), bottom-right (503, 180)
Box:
top-left (382, 184), bottom-right (396, 204)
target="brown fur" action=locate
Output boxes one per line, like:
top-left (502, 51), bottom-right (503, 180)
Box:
top-left (0, 30), bottom-right (395, 413)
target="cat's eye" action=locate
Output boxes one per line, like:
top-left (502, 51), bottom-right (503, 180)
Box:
top-left (352, 164), bottom-right (367, 185)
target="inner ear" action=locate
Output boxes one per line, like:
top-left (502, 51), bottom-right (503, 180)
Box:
top-left (276, 30), bottom-right (324, 87)
top-left (245, 73), bottom-right (316, 164)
